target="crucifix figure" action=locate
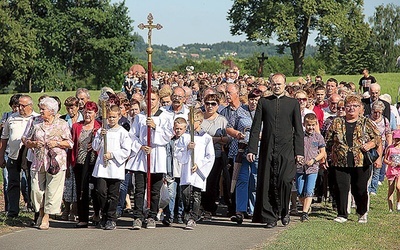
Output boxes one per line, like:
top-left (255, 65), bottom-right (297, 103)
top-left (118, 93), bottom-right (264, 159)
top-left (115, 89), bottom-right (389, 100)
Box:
top-left (138, 13), bottom-right (163, 209)
top-left (138, 13), bottom-right (163, 56)
top-left (257, 52), bottom-right (268, 77)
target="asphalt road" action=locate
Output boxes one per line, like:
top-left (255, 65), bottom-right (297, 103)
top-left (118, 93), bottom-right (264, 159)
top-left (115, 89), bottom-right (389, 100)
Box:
top-left (0, 216), bottom-right (289, 250)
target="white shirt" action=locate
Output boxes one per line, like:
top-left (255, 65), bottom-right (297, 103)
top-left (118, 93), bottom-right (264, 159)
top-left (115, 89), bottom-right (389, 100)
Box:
top-left (1, 111), bottom-right (39, 160)
top-left (92, 126), bottom-right (131, 180)
top-left (174, 133), bottom-right (215, 191)
top-left (126, 112), bottom-right (174, 174)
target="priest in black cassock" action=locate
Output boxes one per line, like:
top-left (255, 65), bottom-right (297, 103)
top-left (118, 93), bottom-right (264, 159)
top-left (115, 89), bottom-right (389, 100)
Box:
top-left (246, 73), bottom-right (304, 228)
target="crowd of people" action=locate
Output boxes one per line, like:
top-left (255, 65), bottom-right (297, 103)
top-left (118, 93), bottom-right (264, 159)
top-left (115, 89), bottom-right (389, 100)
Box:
top-left (1, 67), bottom-right (400, 231)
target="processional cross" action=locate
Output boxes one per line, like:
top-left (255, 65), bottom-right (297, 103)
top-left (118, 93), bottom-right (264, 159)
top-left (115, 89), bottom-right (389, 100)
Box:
top-left (138, 13), bottom-right (163, 209)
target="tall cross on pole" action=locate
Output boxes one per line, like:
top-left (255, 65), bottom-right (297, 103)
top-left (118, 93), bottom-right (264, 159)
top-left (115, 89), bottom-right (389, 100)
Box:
top-left (257, 52), bottom-right (268, 77)
top-left (138, 13), bottom-right (163, 209)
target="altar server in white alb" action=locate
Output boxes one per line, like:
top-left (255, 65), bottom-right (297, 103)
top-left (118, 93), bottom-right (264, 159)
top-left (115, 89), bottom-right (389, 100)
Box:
top-left (174, 110), bottom-right (215, 230)
top-left (92, 105), bottom-right (131, 230)
top-left (127, 87), bottom-right (174, 230)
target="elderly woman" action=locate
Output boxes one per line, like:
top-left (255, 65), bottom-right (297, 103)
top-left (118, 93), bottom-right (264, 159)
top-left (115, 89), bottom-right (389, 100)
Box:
top-left (368, 100), bottom-right (392, 195)
top-left (325, 95), bottom-right (381, 223)
top-left (70, 101), bottom-right (101, 228)
top-left (230, 89), bottom-right (262, 224)
top-left (25, 97), bottom-right (73, 230)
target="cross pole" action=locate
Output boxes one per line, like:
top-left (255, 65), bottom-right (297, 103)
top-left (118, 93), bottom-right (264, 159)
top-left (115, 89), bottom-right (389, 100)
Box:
top-left (138, 13), bottom-right (163, 209)
top-left (257, 52), bottom-right (268, 77)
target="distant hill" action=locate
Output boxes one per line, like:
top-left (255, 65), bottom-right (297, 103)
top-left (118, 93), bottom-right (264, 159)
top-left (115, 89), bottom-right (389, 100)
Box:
top-left (131, 33), bottom-right (318, 70)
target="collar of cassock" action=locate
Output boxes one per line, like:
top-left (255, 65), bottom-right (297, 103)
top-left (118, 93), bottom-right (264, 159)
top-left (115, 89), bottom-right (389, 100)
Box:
top-left (273, 93), bottom-right (285, 99)
top-left (194, 129), bottom-right (206, 136)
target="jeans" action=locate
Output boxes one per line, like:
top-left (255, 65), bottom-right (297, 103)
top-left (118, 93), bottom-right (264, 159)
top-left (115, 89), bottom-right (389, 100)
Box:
top-left (2, 167), bottom-right (8, 211)
top-left (379, 163), bottom-right (386, 182)
top-left (163, 177), bottom-right (183, 221)
top-left (235, 157), bottom-right (257, 214)
top-left (296, 172), bottom-right (318, 197)
top-left (117, 171), bottom-right (132, 215)
top-left (368, 167), bottom-right (380, 193)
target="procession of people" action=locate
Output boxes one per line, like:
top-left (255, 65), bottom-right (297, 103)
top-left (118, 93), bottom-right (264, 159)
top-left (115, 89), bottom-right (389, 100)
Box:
top-left (1, 68), bottom-right (400, 231)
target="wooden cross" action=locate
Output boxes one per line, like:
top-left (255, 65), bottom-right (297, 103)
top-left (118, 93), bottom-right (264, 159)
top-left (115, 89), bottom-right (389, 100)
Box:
top-left (257, 52), bottom-right (268, 77)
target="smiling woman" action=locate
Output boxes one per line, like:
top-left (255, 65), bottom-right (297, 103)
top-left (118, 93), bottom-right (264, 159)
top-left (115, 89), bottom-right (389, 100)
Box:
top-left (325, 94), bottom-right (382, 224)
top-left (23, 97), bottom-right (74, 230)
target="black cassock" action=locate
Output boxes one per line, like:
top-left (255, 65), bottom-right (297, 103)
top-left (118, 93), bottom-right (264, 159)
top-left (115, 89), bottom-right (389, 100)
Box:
top-left (247, 95), bottom-right (304, 223)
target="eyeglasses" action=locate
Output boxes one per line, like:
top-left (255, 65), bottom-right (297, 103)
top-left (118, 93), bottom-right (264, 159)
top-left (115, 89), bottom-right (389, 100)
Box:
top-left (19, 103), bottom-right (31, 108)
top-left (205, 101), bottom-right (218, 107)
top-left (345, 105), bottom-right (360, 109)
top-left (297, 98), bottom-right (307, 102)
top-left (172, 95), bottom-right (184, 99)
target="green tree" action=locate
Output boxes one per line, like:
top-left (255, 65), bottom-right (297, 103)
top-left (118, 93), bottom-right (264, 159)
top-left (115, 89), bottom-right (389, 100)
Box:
top-left (368, 4), bottom-right (400, 73)
top-left (227, 0), bottom-right (364, 76)
top-left (0, 0), bottom-right (38, 92)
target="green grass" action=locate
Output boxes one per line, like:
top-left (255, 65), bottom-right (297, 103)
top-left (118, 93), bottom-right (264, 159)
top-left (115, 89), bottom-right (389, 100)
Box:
top-left (287, 72), bottom-right (400, 102)
top-left (0, 91), bottom-right (101, 117)
top-left (264, 182), bottom-right (400, 250)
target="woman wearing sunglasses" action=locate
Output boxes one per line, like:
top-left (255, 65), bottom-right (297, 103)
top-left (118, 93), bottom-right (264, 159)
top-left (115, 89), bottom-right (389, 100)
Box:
top-left (200, 93), bottom-right (229, 221)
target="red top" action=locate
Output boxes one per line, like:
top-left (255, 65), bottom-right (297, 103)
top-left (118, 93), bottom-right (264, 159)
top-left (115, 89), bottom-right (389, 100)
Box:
top-left (68, 120), bottom-right (102, 167)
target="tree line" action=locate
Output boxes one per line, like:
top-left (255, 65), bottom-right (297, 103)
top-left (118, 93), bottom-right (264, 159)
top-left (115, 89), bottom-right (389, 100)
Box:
top-left (1, 1), bottom-right (399, 93)
top-left (0, 0), bottom-right (135, 93)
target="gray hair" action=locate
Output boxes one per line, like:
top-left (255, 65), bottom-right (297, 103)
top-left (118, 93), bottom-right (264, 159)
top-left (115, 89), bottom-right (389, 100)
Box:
top-left (76, 88), bottom-right (90, 99)
top-left (372, 100), bottom-right (385, 111)
top-left (40, 97), bottom-right (59, 115)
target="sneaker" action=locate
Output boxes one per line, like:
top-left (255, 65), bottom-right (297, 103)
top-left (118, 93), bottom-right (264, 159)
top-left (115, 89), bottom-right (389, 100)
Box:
top-left (230, 213), bottom-right (243, 225)
top-left (397, 203), bottom-right (400, 211)
top-left (378, 181), bottom-right (382, 186)
top-left (132, 218), bottom-right (142, 230)
top-left (370, 192), bottom-right (377, 196)
top-left (176, 217), bottom-right (184, 224)
top-left (185, 219), bottom-right (196, 230)
top-left (104, 220), bottom-right (117, 230)
top-left (333, 217), bottom-right (348, 223)
top-left (162, 218), bottom-right (171, 226)
top-left (98, 218), bottom-right (107, 229)
top-left (358, 213), bottom-right (367, 223)
top-left (69, 214), bottom-right (77, 222)
top-left (300, 212), bottom-right (309, 222)
top-left (146, 218), bottom-right (156, 229)
top-left (203, 211), bottom-right (212, 221)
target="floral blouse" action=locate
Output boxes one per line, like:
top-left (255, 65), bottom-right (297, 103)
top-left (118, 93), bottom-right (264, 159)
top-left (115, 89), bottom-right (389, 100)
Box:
top-left (25, 118), bottom-right (73, 172)
top-left (325, 116), bottom-right (381, 167)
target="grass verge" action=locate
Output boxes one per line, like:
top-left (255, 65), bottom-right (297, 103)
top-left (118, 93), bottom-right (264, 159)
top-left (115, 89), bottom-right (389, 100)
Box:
top-left (263, 181), bottom-right (400, 250)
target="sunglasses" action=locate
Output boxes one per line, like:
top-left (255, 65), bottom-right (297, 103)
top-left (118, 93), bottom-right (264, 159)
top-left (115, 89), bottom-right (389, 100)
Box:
top-left (205, 101), bottom-right (218, 107)
top-left (297, 98), bottom-right (307, 102)
top-left (337, 107), bottom-right (346, 111)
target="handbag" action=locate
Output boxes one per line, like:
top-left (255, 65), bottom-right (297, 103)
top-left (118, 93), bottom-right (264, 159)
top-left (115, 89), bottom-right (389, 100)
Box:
top-left (47, 148), bottom-right (60, 175)
top-left (362, 118), bottom-right (380, 166)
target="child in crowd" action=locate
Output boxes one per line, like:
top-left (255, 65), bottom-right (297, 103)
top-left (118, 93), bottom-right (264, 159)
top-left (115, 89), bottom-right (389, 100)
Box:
top-left (383, 129), bottom-right (400, 212)
top-left (174, 110), bottom-right (215, 230)
top-left (296, 113), bottom-right (326, 222)
top-left (126, 87), bottom-right (174, 230)
top-left (162, 117), bottom-right (186, 226)
top-left (92, 105), bottom-right (131, 230)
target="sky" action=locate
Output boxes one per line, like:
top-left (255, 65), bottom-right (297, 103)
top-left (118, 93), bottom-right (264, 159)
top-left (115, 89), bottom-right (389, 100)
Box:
top-left (111, 0), bottom-right (397, 48)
